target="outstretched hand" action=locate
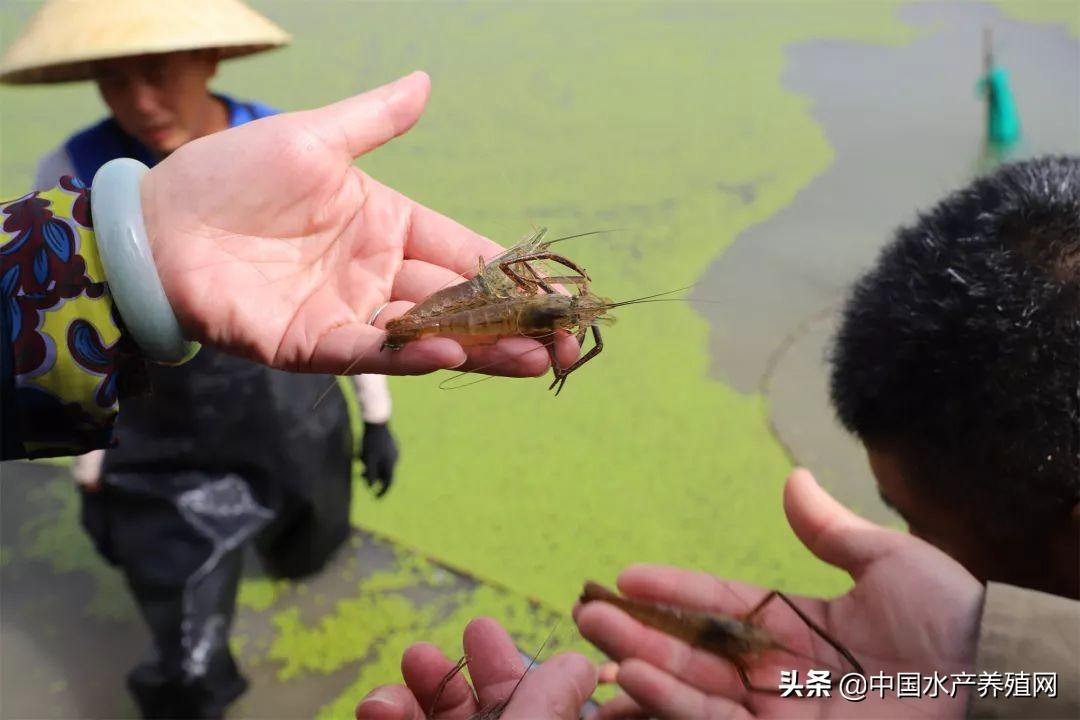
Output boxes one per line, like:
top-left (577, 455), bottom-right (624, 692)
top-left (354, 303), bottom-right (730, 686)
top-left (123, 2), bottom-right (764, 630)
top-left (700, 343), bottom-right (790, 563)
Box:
top-left (141, 71), bottom-right (577, 376)
top-left (354, 617), bottom-right (597, 720)
top-left (574, 468), bottom-right (984, 719)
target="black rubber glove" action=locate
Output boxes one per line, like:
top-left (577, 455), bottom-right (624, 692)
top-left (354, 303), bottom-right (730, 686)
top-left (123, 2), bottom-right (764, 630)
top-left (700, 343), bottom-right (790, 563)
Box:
top-left (359, 422), bottom-right (399, 498)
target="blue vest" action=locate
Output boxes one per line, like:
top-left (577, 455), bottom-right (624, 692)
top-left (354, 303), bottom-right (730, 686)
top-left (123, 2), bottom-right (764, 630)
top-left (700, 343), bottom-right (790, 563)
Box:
top-left (65, 94), bottom-right (279, 184)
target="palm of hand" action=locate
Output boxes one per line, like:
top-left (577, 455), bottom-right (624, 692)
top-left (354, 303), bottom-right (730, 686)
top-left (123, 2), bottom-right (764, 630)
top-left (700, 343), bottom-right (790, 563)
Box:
top-left (143, 110), bottom-right (421, 370)
top-left (149, 127), bottom-right (401, 367)
top-left (739, 547), bottom-right (980, 718)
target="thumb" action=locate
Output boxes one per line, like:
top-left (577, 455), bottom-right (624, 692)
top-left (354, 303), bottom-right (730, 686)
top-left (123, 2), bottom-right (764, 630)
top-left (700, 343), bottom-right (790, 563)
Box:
top-left (784, 467), bottom-right (906, 580)
top-left (312, 71), bottom-right (432, 158)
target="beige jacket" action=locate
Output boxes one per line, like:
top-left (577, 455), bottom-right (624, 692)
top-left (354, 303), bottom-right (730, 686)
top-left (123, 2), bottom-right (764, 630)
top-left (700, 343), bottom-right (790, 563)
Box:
top-left (969, 583), bottom-right (1080, 719)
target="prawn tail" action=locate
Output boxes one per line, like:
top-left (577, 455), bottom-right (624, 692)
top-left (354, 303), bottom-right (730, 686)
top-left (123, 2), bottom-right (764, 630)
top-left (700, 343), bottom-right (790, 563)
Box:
top-left (580, 581), bottom-right (622, 605)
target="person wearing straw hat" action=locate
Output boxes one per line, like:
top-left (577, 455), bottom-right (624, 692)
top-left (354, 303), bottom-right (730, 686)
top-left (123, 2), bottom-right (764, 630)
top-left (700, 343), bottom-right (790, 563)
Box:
top-left (1, 2), bottom-right (398, 717)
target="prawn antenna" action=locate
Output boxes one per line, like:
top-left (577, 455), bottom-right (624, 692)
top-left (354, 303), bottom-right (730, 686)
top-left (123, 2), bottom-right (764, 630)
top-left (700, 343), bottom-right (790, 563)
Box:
top-left (543, 228), bottom-right (626, 247)
top-left (527, 622), bottom-right (561, 672)
top-left (310, 382), bottom-right (339, 411)
top-left (608, 284), bottom-right (698, 307)
top-left (428, 654), bottom-right (469, 718)
top-left (470, 622), bottom-right (562, 719)
top-left (508, 622), bottom-right (561, 698)
top-left (311, 355), bottom-right (366, 411)
top-left (438, 372), bottom-right (499, 391)
top-left (437, 333), bottom-right (558, 391)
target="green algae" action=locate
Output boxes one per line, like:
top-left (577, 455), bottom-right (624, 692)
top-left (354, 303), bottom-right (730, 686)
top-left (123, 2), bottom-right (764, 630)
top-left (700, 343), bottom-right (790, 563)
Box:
top-left (362, 553), bottom-right (456, 594)
top-left (335, 0), bottom-right (917, 614)
top-left (313, 584), bottom-right (596, 720)
top-left (270, 592), bottom-right (435, 681)
top-left (264, 541), bottom-right (449, 683)
top-left (997, 0), bottom-right (1080, 36)
top-left (0, 2), bottom-right (921, 612)
top-left (237, 577), bottom-right (291, 612)
top-left (313, 3), bottom-right (920, 706)
top-left (247, 537), bottom-right (604, 717)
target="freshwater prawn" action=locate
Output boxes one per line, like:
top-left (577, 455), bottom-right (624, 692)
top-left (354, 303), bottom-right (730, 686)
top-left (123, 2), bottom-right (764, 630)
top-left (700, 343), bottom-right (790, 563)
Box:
top-left (384, 287), bottom-right (688, 395)
top-left (310, 228), bottom-right (605, 409)
top-left (579, 581), bottom-right (863, 693)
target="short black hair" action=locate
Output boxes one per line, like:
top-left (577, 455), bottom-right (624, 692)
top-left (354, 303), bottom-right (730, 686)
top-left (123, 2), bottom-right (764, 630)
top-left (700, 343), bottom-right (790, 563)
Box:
top-left (830, 156), bottom-right (1080, 536)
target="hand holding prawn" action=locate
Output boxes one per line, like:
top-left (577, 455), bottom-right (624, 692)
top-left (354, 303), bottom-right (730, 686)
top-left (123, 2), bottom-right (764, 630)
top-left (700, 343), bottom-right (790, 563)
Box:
top-left (573, 470), bottom-right (983, 719)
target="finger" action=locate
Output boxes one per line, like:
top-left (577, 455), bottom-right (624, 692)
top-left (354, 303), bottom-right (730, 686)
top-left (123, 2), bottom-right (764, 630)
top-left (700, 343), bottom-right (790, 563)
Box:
top-left (380, 464), bottom-right (394, 493)
top-left (553, 333), bottom-right (581, 369)
top-left (355, 684), bottom-right (424, 720)
top-left (501, 653), bottom-right (597, 720)
top-left (312, 323), bottom-right (467, 375)
top-left (404, 202), bottom-right (507, 277)
top-left (392, 259), bottom-right (471, 303)
top-left (451, 333), bottom-right (580, 379)
top-left (312, 71), bottom-right (431, 158)
top-left (371, 306), bottom-right (579, 379)
top-left (598, 661), bottom-right (619, 684)
top-left (784, 467), bottom-right (905, 579)
top-left (400, 643), bottom-right (478, 719)
top-left (461, 617), bottom-right (527, 709)
top-left (592, 692), bottom-right (649, 720)
top-left (616, 660), bottom-right (754, 720)
top-left (454, 338), bottom-right (556, 378)
top-left (574, 602), bottom-right (743, 700)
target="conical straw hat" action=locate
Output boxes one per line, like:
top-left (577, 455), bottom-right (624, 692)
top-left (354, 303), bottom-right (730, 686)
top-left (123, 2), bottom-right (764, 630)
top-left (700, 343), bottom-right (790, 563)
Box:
top-left (0, 0), bottom-right (290, 84)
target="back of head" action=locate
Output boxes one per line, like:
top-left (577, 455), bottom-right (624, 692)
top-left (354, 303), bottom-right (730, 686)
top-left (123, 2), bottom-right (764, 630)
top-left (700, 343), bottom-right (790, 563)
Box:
top-left (830, 156), bottom-right (1080, 547)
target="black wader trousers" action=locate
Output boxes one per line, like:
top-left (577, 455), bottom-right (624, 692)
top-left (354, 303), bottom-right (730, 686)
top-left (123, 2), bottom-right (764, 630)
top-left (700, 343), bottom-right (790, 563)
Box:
top-left (79, 349), bottom-right (353, 719)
